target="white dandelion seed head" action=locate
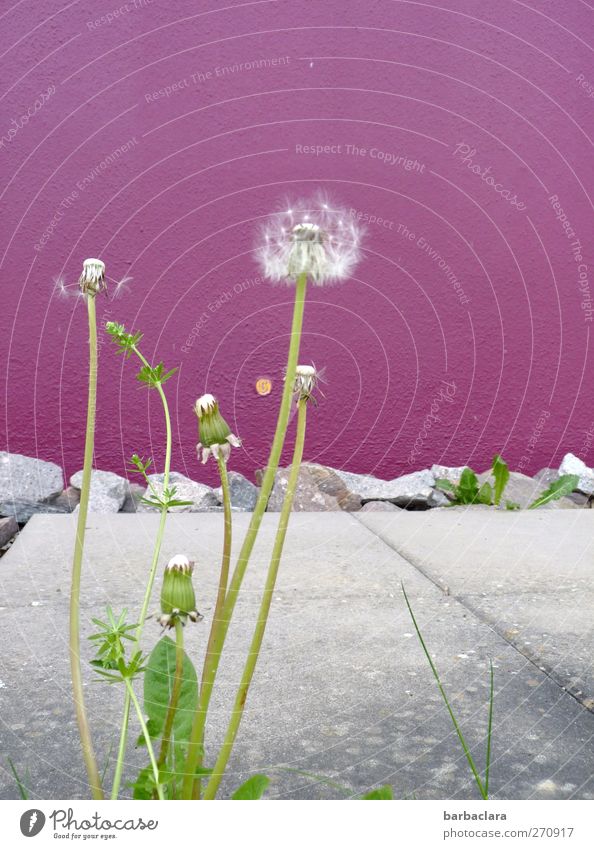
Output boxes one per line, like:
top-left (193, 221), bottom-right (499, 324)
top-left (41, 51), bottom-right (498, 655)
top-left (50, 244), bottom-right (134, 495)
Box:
top-left (256, 195), bottom-right (363, 286)
top-left (194, 393), bottom-right (217, 418)
top-left (296, 364), bottom-right (316, 377)
top-left (166, 554), bottom-right (192, 574)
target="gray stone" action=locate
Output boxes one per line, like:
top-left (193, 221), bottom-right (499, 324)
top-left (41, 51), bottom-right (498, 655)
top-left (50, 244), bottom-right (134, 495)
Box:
top-left (120, 482), bottom-right (146, 513)
top-left (137, 471), bottom-right (218, 513)
top-left (0, 452), bottom-right (63, 503)
top-left (0, 515), bottom-right (18, 546)
top-left (1, 513), bottom-right (593, 800)
top-left (559, 452), bottom-right (594, 495)
top-left (333, 467), bottom-right (447, 508)
top-left (0, 498), bottom-right (69, 524)
top-left (478, 470), bottom-right (577, 509)
top-left (359, 500), bottom-right (402, 512)
top-left (215, 471), bottom-right (259, 511)
top-left (70, 469), bottom-right (128, 513)
top-left (260, 463), bottom-right (362, 511)
top-left (534, 467), bottom-right (559, 486)
top-left (43, 486), bottom-right (81, 513)
top-left (431, 464), bottom-right (467, 485)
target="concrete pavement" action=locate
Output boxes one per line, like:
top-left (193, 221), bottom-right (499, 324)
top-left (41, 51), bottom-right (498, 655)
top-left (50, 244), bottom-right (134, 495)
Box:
top-left (0, 512), bottom-right (592, 800)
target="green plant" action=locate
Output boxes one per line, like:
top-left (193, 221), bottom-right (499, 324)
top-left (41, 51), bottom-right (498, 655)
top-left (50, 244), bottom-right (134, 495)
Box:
top-left (436, 454), bottom-right (578, 511)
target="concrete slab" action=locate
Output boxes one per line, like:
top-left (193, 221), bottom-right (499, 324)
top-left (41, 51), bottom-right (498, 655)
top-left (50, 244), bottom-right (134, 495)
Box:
top-left (0, 514), bottom-right (593, 800)
top-left (356, 510), bottom-right (594, 710)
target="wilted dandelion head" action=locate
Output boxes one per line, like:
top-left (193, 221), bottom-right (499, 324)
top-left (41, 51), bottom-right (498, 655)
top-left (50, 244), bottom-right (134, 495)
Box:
top-left (256, 196), bottom-right (363, 285)
top-left (79, 258), bottom-right (106, 296)
top-left (291, 363), bottom-right (325, 405)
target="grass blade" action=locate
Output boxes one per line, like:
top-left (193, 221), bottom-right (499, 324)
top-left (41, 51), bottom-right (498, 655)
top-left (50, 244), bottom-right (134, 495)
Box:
top-left (484, 660), bottom-right (495, 797)
top-left (401, 583), bottom-right (487, 799)
top-left (7, 758), bottom-right (29, 800)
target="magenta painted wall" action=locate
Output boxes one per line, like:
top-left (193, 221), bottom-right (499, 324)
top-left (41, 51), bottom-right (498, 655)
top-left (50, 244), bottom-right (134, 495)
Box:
top-left (2, 0), bottom-right (594, 487)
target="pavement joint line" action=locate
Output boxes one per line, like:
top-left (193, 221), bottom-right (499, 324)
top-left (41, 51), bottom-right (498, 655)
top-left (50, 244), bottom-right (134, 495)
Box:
top-left (350, 512), bottom-right (594, 716)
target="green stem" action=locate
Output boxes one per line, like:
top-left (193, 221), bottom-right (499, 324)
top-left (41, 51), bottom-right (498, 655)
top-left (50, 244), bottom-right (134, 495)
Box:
top-left (110, 348), bottom-right (172, 799)
top-left (182, 271), bottom-right (308, 799)
top-left (110, 695), bottom-right (130, 800)
top-left (69, 295), bottom-right (104, 800)
top-left (193, 454), bottom-right (233, 798)
top-left (157, 621), bottom-right (185, 772)
top-left (203, 399), bottom-right (307, 799)
top-left (125, 679), bottom-right (164, 801)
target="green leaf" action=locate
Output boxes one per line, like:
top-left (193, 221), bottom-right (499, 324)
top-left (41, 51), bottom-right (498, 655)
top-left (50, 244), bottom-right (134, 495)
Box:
top-left (231, 774), bottom-right (270, 800)
top-left (143, 637), bottom-right (198, 745)
top-left (477, 482), bottom-right (493, 505)
top-left (434, 478), bottom-right (455, 492)
top-left (505, 500), bottom-right (521, 511)
top-left (527, 474), bottom-right (579, 510)
top-left (491, 454), bottom-right (510, 506)
top-left (362, 785), bottom-right (394, 800)
top-left (131, 765), bottom-right (154, 800)
top-left (458, 468), bottom-right (480, 504)
top-left (136, 718), bottom-right (162, 747)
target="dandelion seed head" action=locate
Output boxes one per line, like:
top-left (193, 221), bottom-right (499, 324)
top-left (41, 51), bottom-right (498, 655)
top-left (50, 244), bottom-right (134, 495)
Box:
top-left (256, 194), bottom-right (363, 286)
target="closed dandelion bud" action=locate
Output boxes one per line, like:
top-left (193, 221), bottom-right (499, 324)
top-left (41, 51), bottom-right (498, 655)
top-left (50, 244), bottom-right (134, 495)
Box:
top-left (194, 393), bottom-right (241, 464)
top-left (79, 258), bottom-right (106, 296)
top-left (158, 555), bottom-right (202, 628)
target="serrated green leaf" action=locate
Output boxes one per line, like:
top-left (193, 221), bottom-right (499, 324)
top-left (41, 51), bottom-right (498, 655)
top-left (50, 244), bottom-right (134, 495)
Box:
top-left (362, 785), bottom-right (394, 800)
top-left (458, 468), bottom-right (479, 503)
top-left (136, 718), bottom-right (162, 747)
top-left (231, 774), bottom-right (270, 800)
top-left (143, 637), bottom-right (198, 745)
top-left (492, 454), bottom-right (510, 506)
top-left (477, 482), bottom-right (493, 505)
top-left (434, 478), bottom-right (455, 492)
top-left (527, 474), bottom-right (579, 510)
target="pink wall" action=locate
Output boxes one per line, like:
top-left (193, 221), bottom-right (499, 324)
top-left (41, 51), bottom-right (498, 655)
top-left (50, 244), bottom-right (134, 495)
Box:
top-left (2, 0), bottom-right (594, 487)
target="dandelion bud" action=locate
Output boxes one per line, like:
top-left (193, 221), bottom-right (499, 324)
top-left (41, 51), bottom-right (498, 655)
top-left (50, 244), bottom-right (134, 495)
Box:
top-left (257, 195), bottom-right (363, 285)
top-left (79, 258), bottom-right (106, 296)
top-left (159, 555), bottom-right (202, 628)
top-left (194, 393), bottom-right (241, 464)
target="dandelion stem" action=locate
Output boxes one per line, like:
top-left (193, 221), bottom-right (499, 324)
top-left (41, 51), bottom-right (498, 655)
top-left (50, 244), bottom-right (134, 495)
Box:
top-left (203, 399), bottom-right (307, 799)
top-left (157, 620), bottom-right (185, 773)
top-left (183, 271), bottom-right (308, 799)
top-left (110, 346), bottom-right (172, 799)
top-left (125, 678), bottom-right (164, 801)
top-left (194, 454), bottom-right (233, 798)
top-left (69, 294), bottom-right (104, 800)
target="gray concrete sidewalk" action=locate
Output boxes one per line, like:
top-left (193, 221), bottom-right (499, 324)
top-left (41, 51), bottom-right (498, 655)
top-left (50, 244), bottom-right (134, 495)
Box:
top-left (0, 513), bottom-right (592, 800)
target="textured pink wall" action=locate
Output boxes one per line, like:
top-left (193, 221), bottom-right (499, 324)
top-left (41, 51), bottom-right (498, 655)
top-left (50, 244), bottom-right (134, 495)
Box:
top-left (2, 0), bottom-right (594, 487)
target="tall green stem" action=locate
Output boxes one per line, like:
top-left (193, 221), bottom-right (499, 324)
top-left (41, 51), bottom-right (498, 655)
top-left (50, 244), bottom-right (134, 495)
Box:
top-left (193, 454), bottom-right (233, 798)
top-left (203, 400), bottom-right (307, 799)
top-left (183, 272), bottom-right (308, 798)
top-left (125, 678), bottom-right (164, 801)
top-left (69, 295), bottom-right (104, 800)
top-left (110, 350), bottom-right (172, 799)
top-left (157, 620), bottom-right (185, 771)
